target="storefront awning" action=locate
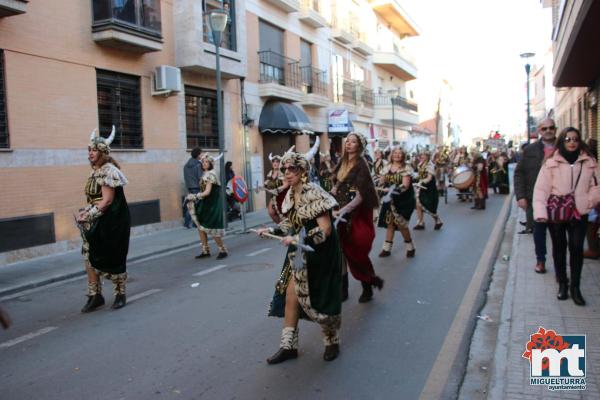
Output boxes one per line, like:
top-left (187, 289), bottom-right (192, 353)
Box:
top-left (259, 101), bottom-right (314, 135)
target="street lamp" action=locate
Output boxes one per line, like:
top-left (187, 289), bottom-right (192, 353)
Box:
top-left (520, 52), bottom-right (535, 145)
top-left (209, 9), bottom-right (229, 228)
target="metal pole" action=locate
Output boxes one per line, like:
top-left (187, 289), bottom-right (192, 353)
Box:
top-left (525, 63), bottom-right (531, 145)
top-left (391, 95), bottom-right (396, 143)
top-left (213, 29), bottom-right (228, 230)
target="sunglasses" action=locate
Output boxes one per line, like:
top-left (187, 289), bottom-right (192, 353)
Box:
top-left (564, 137), bottom-right (579, 143)
top-left (540, 126), bottom-right (556, 131)
top-left (280, 166), bottom-right (300, 173)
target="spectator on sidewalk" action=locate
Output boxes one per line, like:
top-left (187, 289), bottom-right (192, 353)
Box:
top-left (514, 119), bottom-right (557, 274)
top-left (183, 147), bottom-right (203, 228)
top-left (533, 127), bottom-right (600, 306)
top-left (0, 305), bottom-right (11, 329)
top-left (584, 138), bottom-right (600, 259)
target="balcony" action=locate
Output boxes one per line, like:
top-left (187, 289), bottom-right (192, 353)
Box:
top-left (331, 15), bottom-right (354, 45)
top-left (369, 0), bottom-right (420, 38)
top-left (373, 94), bottom-right (418, 126)
top-left (298, 0), bottom-right (327, 28)
top-left (299, 66), bottom-right (329, 108)
top-left (258, 51), bottom-right (304, 102)
top-left (336, 80), bottom-right (374, 115)
top-left (552, 0), bottom-right (600, 86)
top-left (372, 50), bottom-right (417, 81)
top-left (264, 0), bottom-right (300, 13)
top-left (352, 40), bottom-right (373, 57)
top-left (174, 0), bottom-right (246, 79)
top-left (0, 0), bottom-right (27, 17)
top-left (92, 0), bottom-right (163, 53)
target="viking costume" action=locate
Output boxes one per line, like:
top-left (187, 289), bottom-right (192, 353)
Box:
top-left (471, 152), bottom-right (488, 210)
top-left (414, 157), bottom-right (443, 230)
top-left (265, 150), bottom-right (342, 364)
top-left (264, 154), bottom-right (288, 222)
top-left (187, 153), bottom-right (228, 259)
top-left (434, 147), bottom-right (449, 196)
top-left (79, 126), bottom-right (131, 312)
top-left (376, 157), bottom-right (417, 257)
top-left (332, 133), bottom-right (383, 303)
top-left (491, 155), bottom-right (510, 194)
top-left (318, 154), bottom-right (335, 193)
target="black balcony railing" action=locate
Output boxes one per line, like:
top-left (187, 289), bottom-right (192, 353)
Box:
top-left (258, 50), bottom-right (302, 89)
top-left (92, 0), bottom-right (162, 38)
top-left (339, 80), bottom-right (374, 107)
top-left (374, 94), bottom-right (418, 112)
top-left (300, 66), bottom-right (328, 97)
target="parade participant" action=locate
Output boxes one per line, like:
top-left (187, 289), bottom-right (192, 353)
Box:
top-left (376, 147), bottom-right (416, 257)
top-left (318, 151), bottom-right (335, 192)
top-left (487, 152), bottom-right (498, 194)
top-left (414, 152), bottom-right (443, 230)
top-left (187, 153), bottom-right (228, 259)
top-left (470, 149), bottom-right (488, 210)
top-left (491, 153), bottom-right (510, 194)
top-left (331, 133), bottom-right (383, 303)
top-left (533, 127), bottom-right (600, 306)
top-left (373, 148), bottom-right (387, 177)
top-left (255, 150), bottom-right (342, 364)
top-left (452, 146), bottom-right (472, 201)
top-left (264, 152), bottom-right (290, 223)
top-left (434, 146), bottom-right (449, 197)
top-left (77, 127), bottom-right (130, 312)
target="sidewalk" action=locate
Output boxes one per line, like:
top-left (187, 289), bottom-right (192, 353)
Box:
top-left (0, 209), bottom-right (271, 298)
top-left (461, 200), bottom-right (600, 399)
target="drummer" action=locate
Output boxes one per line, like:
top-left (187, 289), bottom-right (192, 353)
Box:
top-left (452, 146), bottom-right (472, 202)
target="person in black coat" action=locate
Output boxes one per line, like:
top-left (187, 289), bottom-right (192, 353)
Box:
top-left (513, 118), bottom-right (557, 274)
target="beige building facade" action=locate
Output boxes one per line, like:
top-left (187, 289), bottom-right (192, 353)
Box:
top-left (543, 0), bottom-right (600, 147)
top-left (0, 0), bottom-right (420, 262)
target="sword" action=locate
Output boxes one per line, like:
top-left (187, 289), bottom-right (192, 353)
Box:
top-left (333, 210), bottom-right (348, 229)
top-left (381, 184), bottom-right (400, 204)
top-left (250, 229), bottom-right (315, 253)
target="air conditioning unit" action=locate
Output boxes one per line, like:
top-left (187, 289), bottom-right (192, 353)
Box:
top-left (152, 65), bottom-right (182, 96)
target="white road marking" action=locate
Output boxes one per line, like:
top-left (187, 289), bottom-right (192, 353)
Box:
top-left (0, 326), bottom-right (58, 349)
top-left (127, 288), bottom-right (162, 302)
top-left (193, 264), bottom-right (228, 277)
top-left (247, 248), bottom-right (271, 257)
top-left (191, 283), bottom-right (200, 288)
top-left (129, 244), bottom-right (198, 265)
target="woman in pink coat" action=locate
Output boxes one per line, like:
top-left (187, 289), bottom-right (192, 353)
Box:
top-left (533, 127), bottom-right (600, 305)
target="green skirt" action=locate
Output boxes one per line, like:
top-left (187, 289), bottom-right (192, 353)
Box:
top-left (85, 187), bottom-right (131, 274)
top-left (419, 178), bottom-right (439, 214)
top-left (195, 186), bottom-right (224, 236)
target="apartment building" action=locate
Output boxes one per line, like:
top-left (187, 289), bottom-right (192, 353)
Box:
top-left (0, 0), bottom-right (420, 261)
top-left (0, 0), bottom-right (248, 262)
top-left (243, 0), bottom-right (420, 173)
top-left (543, 0), bottom-right (600, 146)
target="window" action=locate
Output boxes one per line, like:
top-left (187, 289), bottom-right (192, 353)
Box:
top-left (92, 0), bottom-right (162, 37)
top-left (0, 50), bottom-right (8, 148)
top-left (185, 86), bottom-right (219, 150)
top-left (203, 0), bottom-right (236, 51)
top-left (96, 69), bottom-right (143, 149)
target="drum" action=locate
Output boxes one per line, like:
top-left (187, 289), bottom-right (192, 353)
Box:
top-left (452, 165), bottom-right (474, 190)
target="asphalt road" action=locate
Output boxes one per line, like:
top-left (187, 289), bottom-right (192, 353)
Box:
top-left (0, 193), bottom-right (507, 400)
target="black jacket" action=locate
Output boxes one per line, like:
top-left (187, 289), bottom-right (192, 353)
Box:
top-left (513, 141), bottom-right (546, 200)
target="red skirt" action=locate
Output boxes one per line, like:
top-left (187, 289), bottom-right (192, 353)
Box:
top-left (337, 205), bottom-right (378, 284)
